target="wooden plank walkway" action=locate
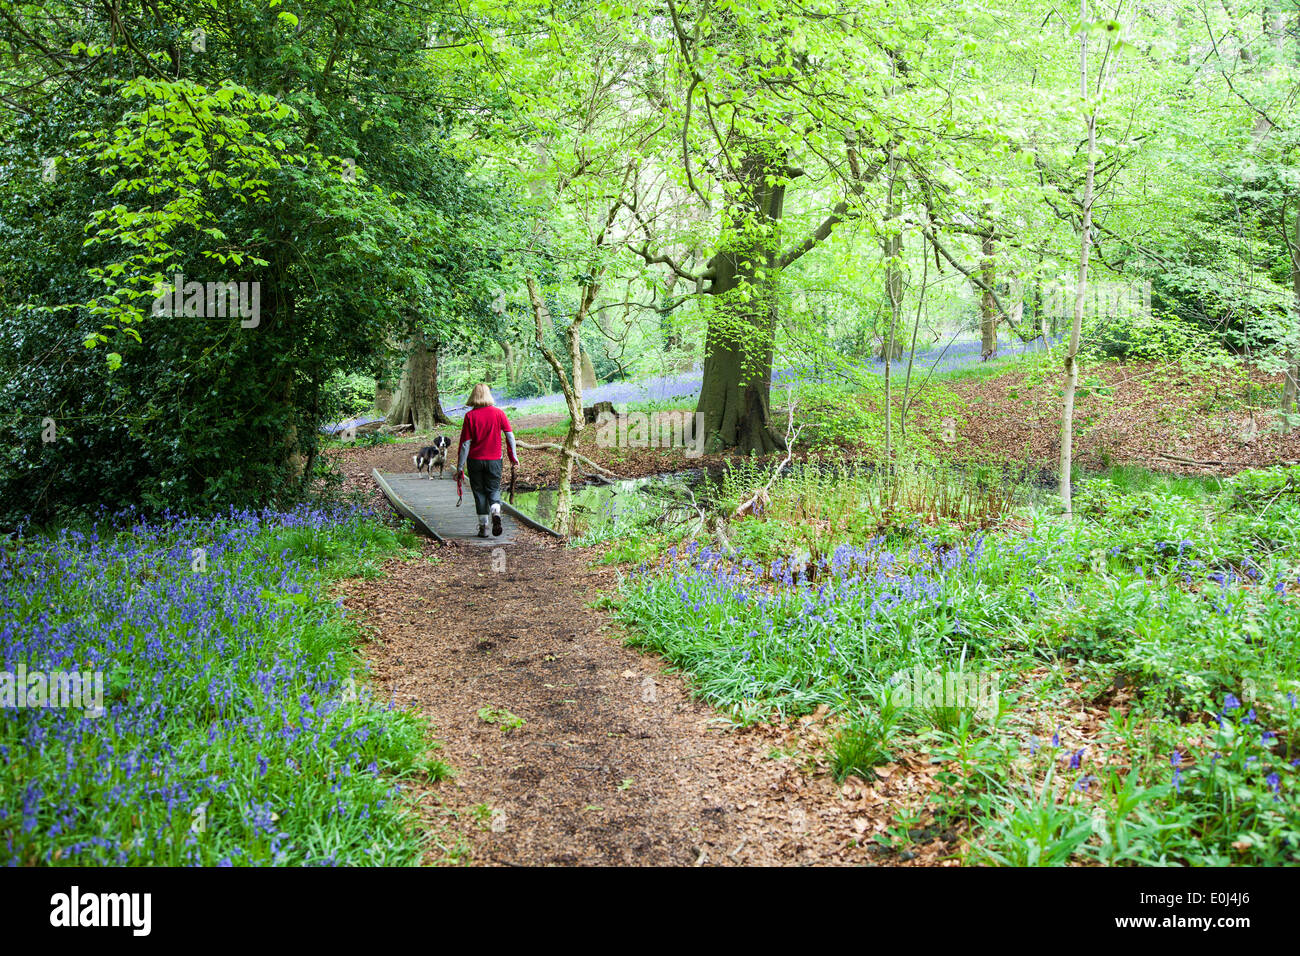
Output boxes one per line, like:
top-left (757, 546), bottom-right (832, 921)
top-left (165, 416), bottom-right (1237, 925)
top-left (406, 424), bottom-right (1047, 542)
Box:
top-left (373, 469), bottom-right (518, 546)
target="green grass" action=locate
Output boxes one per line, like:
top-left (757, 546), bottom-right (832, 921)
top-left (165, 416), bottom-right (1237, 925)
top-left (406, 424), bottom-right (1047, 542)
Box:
top-left (1096, 464), bottom-right (1221, 498)
top-left (515, 419), bottom-right (571, 441)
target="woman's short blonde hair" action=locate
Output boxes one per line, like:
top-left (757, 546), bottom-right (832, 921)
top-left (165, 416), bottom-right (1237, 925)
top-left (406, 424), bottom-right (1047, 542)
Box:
top-left (467, 383), bottom-right (495, 408)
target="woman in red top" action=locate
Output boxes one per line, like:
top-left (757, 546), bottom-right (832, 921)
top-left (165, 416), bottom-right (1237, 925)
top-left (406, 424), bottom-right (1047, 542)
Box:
top-left (456, 383), bottom-right (519, 537)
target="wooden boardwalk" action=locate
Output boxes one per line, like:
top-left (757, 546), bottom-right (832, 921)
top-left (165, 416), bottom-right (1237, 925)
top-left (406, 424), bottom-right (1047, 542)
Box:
top-left (373, 469), bottom-right (518, 545)
top-left (374, 468), bottom-right (562, 545)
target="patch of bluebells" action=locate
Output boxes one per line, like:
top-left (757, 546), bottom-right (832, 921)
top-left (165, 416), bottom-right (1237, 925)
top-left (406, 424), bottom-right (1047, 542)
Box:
top-left (627, 502), bottom-right (1297, 708)
top-left (624, 535), bottom-right (1013, 711)
top-left (450, 366), bottom-right (708, 416)
top-left (621, 468), bottom-right (1300, 858)
top-left (1, 503), bottom-right (419, 866)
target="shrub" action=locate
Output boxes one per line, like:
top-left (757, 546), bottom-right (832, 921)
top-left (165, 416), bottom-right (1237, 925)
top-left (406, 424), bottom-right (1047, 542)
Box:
top-left (1080, 311), bottom-right (1226, 363)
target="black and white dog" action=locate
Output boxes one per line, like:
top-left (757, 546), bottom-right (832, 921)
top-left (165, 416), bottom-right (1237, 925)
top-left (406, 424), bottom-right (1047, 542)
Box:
top-left (412, 436), bottom-right (452, 479)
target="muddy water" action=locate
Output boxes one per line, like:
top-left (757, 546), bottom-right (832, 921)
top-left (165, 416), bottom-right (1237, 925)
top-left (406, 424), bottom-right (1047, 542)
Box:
top-left (510, 472), bottom-right (704, 531)
top-left (510, 463), bottom-right (1066, 534)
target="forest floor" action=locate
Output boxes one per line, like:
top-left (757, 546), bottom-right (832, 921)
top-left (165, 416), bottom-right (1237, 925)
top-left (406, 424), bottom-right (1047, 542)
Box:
top-left (941, 360), bottom-right (1300, 475)
top-left (320, 358), bottom-right (1299, 866)
top-left (330, 442), bottom-right (1001, 864)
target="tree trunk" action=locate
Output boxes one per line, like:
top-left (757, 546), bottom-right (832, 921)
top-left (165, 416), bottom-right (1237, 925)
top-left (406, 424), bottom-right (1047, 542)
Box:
top-left (527, 275), bottom-right (596, 535)
top-left (1061, 1), bottom-right (1096, 516)
top-left (980, 234), bottom-right (998, 359)
top-left (1279, 204), bottom-right (1299, 431)
top-left (660, 271), bottom-right (682, 350)
top-left (876, 321), bottom-right (905, 360)
top-left (387, 335), bottom-right (452, 432)
top-left (500, 340), bottom-right (520, 390)
top-left (1284, 357), bottom-right (1299, 429)
top-left (1034, 277), bottom-right (1047, 342)
top-left (579, 345), bottom-right (598, 390)
top-left (883, 150), bottom-right (902, 468)
top-left (696, 154), bottom-right (787, 455)
top-left (900, 223), bottom-right (929, 445)
top-left (697, 257), bottom-right (784, 455)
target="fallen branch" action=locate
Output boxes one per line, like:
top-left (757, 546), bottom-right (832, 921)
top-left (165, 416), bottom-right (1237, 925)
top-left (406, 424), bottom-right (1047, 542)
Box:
top-left (733, 389), bottom-right (802, 518)
top-left (1155, 451), bottom-right (1229, 466)
top-left (516, 440), bottom-right (628, 480)
top-left (1154, 451), bottom-right (1299, 468)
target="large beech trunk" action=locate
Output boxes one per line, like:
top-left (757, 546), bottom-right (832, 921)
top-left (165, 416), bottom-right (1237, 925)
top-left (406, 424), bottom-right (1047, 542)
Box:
top-left (696, 154), bottom-right (787, 455)
top-left (386, 335), bottom-right (452, 432)
top-left (697, 256), bottom-right (785, 455)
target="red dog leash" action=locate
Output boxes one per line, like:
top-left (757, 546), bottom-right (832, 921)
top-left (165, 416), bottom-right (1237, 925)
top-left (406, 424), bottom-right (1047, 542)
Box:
top-left (456, 469), bottom-right (463, 507)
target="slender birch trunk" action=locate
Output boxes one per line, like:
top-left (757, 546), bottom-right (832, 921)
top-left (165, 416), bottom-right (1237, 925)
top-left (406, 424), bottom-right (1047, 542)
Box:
top-left (883, 150), bottom-right (902, 472)
top-left (900, 249), bottom-right (929, 446)
top-left (1060, 0), bottom-right (1097, 515)
top-left (1282, 205), bottom-right (1300, 431)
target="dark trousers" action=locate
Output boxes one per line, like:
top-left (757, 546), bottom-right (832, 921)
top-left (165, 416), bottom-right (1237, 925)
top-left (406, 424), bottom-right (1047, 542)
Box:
top-left (466, 458), bottom-right (503, 516)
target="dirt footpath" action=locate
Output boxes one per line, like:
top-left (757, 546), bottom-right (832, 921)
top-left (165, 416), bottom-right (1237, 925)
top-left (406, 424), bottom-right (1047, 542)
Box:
top-left (336, 530), bottom-right (954, 866)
